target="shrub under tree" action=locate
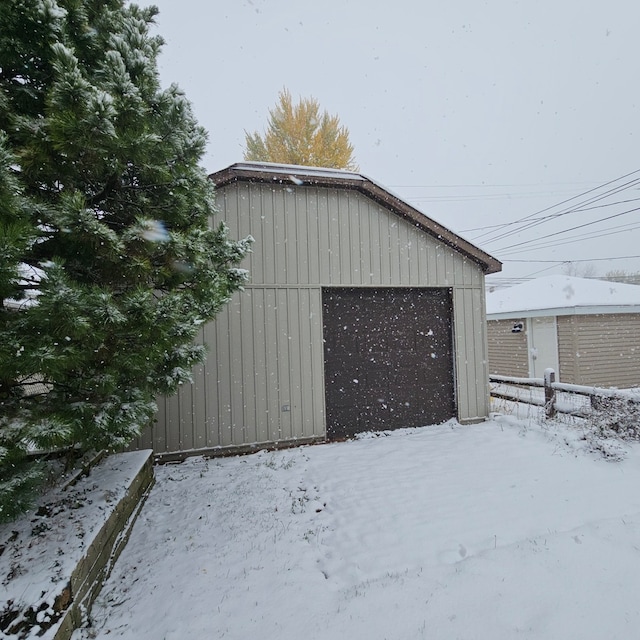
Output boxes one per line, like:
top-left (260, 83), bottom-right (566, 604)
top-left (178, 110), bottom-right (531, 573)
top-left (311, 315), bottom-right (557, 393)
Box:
top-left (0, 0), bottom-right (251, 521)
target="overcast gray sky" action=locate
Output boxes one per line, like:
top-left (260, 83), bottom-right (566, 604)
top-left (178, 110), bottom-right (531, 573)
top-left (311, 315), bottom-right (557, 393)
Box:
top-left (149, 0), bottom-right (640, 283)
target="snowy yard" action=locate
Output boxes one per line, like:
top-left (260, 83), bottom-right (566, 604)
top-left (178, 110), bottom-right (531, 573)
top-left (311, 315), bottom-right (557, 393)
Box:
top-left (77, 411), bottom-right (640, 640)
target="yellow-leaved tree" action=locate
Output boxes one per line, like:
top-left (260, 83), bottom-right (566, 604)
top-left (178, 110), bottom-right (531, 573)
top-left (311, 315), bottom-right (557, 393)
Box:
top-left (244, 89), bottom-right (358, 171)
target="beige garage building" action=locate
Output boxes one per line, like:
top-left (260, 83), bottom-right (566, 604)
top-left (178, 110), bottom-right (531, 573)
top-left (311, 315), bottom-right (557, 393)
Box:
top-left (140, 163), bottom-right (501, 457)
top-left (487, 275), bottom-right (640, 387)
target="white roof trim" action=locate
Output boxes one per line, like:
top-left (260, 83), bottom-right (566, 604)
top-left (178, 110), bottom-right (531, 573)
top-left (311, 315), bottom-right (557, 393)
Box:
top-left (230, 161), bottom-right (364, 181)
top-left (487, 305), bottom-right (640, 320)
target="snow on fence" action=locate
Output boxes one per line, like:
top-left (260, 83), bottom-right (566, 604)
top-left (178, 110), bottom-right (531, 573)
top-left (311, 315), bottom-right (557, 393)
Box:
top-left (490, 369), bottom-right (640, 424)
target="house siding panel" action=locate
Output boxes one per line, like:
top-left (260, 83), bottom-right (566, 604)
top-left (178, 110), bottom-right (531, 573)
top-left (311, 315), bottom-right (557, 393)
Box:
top-left (453, 286), bottom-right (490, 421)
top-left (143, 287), bottom-right (326, 453)
top-left (565, 313), bottom-right (640, 388)
top-left (557, 315), bottom-right (578, 384)
top-left (229, 183), bottom-right (482, 288)
top-left (487, 319), bottom-right (529, 377)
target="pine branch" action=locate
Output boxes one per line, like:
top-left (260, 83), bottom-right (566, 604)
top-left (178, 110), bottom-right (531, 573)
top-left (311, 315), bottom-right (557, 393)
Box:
top-left (86, 173), bottom-right (121, 207)
top-left (0, 0), bottom-right (251, 521)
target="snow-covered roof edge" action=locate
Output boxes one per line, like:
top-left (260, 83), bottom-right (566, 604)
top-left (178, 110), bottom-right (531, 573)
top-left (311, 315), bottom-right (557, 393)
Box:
top-left (209, 162), bottom-right (502, 275)
top-left (486, 275), bottom-right (640, 318)
top-left (488, 304), bottom-right (640, 320)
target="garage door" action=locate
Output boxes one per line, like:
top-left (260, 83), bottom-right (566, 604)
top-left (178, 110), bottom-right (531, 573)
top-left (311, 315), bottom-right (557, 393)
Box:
top-left (322, 288), bottom-right (455, 439)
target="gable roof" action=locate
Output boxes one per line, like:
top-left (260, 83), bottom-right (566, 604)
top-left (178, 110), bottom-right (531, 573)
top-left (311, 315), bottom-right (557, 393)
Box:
top-left (486, 275), bottom-right (640, 319)
top-left (209, 162), bottom-right (502, 275)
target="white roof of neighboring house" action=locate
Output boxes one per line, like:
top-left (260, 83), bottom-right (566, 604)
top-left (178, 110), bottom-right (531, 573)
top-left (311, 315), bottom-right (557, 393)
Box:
top-left (486, 275), bottom-right (640, 319)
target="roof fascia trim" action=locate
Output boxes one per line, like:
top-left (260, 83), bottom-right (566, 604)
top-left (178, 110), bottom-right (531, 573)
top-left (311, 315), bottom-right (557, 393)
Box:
top-left (210, 163), bottom-right (502, 275)
top-left (487, 305), bottom-right (640, 320)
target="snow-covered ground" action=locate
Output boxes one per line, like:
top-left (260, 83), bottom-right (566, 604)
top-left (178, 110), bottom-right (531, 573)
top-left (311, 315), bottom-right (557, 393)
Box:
top-left (77, 409), bottom-right (640, 640)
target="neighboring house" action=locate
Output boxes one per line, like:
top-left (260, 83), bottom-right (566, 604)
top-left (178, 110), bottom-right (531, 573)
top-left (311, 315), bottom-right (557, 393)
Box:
top-left (486, 275), bottom-right (640, 388)
top-left (140, 162), bottom-right (501, 458)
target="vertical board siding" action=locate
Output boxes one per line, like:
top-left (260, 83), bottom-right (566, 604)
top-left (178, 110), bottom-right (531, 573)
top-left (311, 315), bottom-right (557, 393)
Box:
top-left (227, 183), bottom-right (482, 288)
top-left (338, 192), bottom-right (353, 284)
top-left (148, 180), bottom-right (491, 454)
top-left (191, 359), bottom-right (206, 449)
top-left (453, 287), bottom-right (490, 421)
top-left (398, 222), bottom-right (410, 283)
top-left (486, 319), bottom-right (529, 377)
top-left (147, 288), bottom-right (326, 453)
top-left (251, 289), bottom-right (270, 444)
top-left (359, 196), bottom-right (372, 283)
top-left (276, 290), bottom-right (292, 440)
top-left (239, 290), bottom-right (256, 443)
top-left (558, 313), bottom-right (640, 387)
top-left (211, 305), bottom-right (232, 446)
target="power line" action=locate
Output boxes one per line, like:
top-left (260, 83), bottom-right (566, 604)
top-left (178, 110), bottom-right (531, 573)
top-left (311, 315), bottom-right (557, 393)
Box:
top-left (521, 263), bottom-right (563, 278)
top-left (395, 171), bottom-right (640, 270)
top-left (461, 197), bottom-right (640, 234)
top-left (462, 212), bottom-right (563, 234)
top-left (503, 255), bottom-right (640, 263)
top-left (391, 181), bottom-right (601, 189)
top-left (568, 196), bottom-right (640, 214)
top-left (494, 206), bottom-right (640, 254)
top-left (497, 219), bottom-right (640, 256)
top-left (470, 169), bottom-right (640, 244)
top-left (498, 227), bottom-right (640, 256)
top-left (406, 188), bottom-right (586, 205)
top-left (477, 178), bottom-right (640, 245)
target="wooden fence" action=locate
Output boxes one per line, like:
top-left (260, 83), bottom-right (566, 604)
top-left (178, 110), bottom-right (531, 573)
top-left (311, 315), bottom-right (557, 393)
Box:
top-left (490, 369), bottom-right (640, 419)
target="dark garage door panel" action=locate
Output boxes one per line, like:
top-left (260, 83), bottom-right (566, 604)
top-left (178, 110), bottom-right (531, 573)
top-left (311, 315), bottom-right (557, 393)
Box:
top-left (323, 288), bottom-right (455, 439)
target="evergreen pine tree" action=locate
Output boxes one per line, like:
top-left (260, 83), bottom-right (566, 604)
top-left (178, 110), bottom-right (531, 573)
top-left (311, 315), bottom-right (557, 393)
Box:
top-left (244, 88), bottom-right (358, 170)
top-left (0, 0), bottom-right (251, 521)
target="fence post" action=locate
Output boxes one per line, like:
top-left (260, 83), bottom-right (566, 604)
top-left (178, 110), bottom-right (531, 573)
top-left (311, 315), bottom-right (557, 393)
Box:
top-left (544, 368), bottom-right (556, 419)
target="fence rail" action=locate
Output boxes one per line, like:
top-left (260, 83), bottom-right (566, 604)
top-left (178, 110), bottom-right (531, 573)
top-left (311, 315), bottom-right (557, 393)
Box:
top-left (490, 369), bottom-right (640, 419)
